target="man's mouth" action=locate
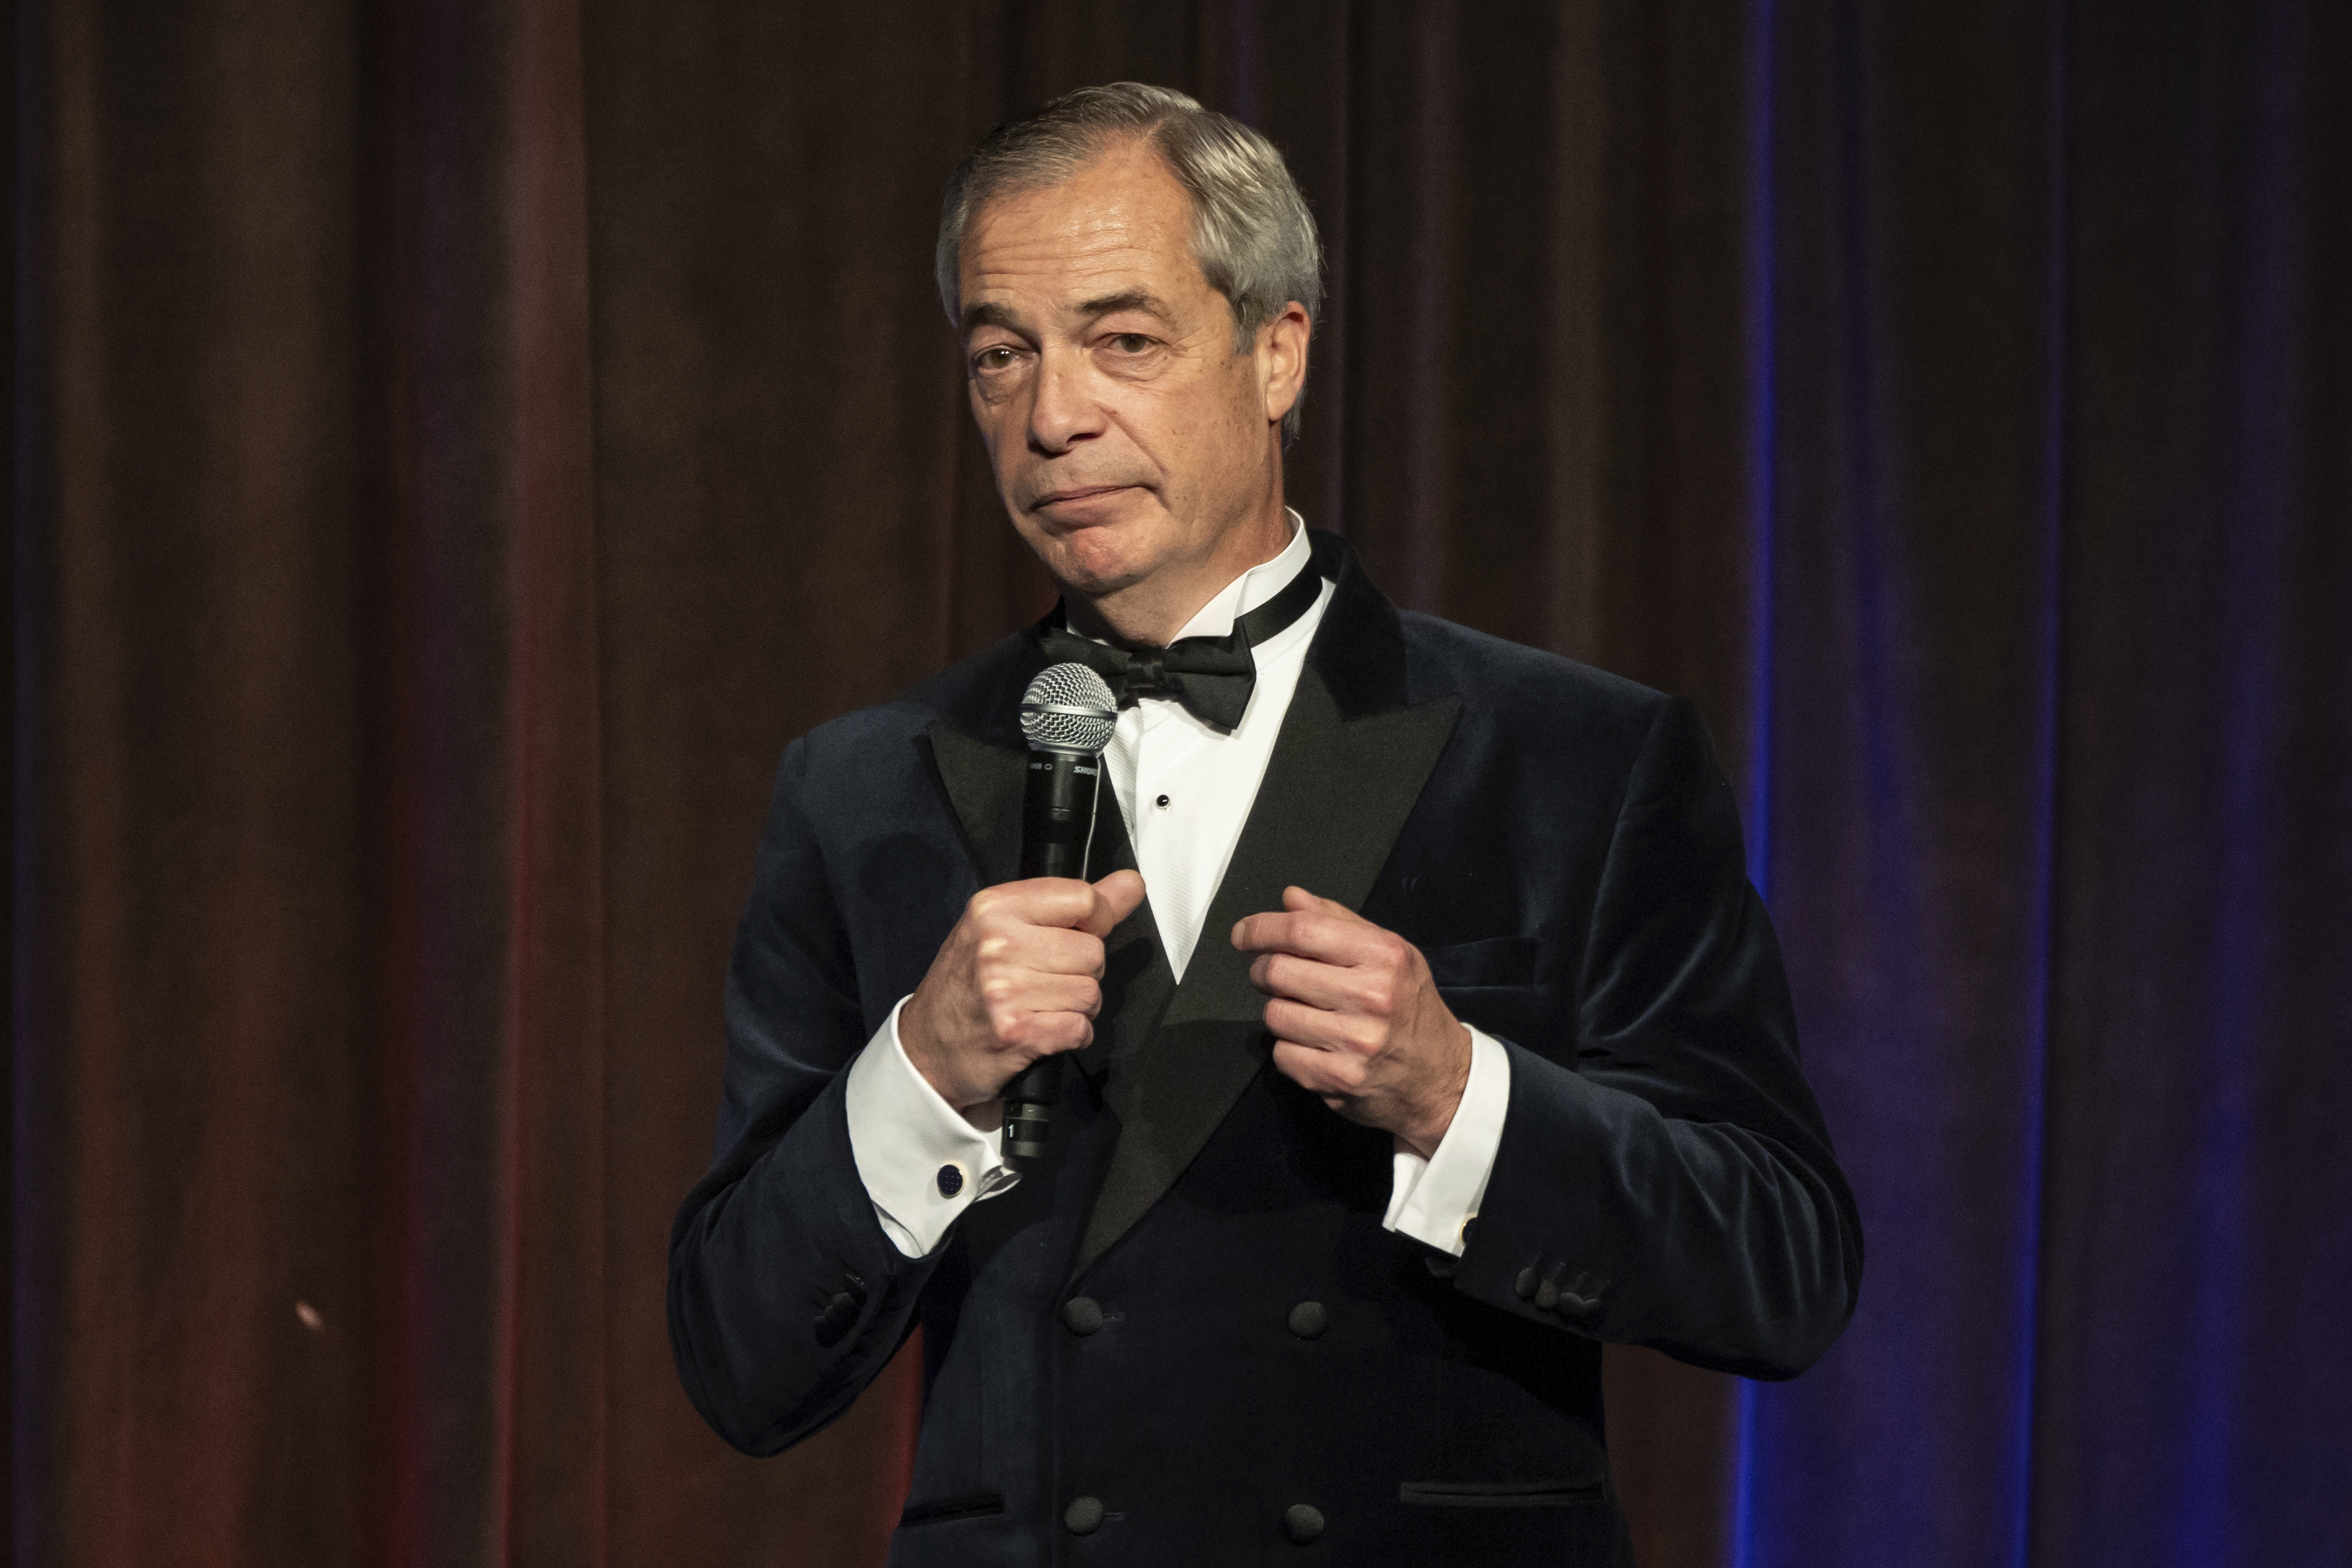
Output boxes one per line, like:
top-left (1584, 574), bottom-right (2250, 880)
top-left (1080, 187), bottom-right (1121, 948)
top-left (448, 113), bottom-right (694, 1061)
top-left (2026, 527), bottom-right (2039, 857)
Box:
top-left (1031, 484), bottom-right (1137, 512)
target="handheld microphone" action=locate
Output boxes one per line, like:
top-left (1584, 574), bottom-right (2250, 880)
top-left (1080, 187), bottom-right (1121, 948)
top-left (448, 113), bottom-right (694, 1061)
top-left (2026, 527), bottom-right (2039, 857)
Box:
top-left (1002, 662), bottom-right (1118, 1170)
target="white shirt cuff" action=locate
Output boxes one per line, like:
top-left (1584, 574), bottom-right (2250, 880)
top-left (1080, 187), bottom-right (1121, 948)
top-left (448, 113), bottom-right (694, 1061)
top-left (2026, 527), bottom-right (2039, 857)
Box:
top-left (842, 995), bottom-right (1020, 1257)
top-left (1382, 1025), bottom-right (1510, 1257)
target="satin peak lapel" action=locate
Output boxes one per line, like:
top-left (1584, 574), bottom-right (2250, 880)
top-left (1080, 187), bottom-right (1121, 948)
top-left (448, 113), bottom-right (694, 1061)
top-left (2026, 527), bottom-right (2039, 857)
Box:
top-left (924, 722), bottom-right (1024, 887)
top-left (1077, 669), bottom-right (1461, 1272)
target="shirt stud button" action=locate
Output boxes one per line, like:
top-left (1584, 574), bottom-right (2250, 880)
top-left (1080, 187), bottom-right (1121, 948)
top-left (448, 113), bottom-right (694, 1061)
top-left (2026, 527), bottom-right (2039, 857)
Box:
top-left (935, 1163), bottom-right (965, 1198)
top-left (1155, 793), bottom-right (1171, 808)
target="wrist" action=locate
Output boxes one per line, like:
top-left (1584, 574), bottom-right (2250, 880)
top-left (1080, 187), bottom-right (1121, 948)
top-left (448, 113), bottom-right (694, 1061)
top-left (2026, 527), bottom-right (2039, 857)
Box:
top-left (1402, 1023), bottom-right (1474, 1159)
top-left (898, 990), bottom-right (964, 1105)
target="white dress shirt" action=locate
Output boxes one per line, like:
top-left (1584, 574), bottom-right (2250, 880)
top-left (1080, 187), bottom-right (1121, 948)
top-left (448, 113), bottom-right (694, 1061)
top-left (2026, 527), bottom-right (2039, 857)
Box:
top-left (844, 516), bottom-right (1513, 1257)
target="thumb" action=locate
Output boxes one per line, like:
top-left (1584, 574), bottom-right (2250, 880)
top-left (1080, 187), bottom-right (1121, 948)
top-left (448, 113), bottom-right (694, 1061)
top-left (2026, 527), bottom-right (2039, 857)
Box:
top-left (1078, 869), bottom-right (1147, 938)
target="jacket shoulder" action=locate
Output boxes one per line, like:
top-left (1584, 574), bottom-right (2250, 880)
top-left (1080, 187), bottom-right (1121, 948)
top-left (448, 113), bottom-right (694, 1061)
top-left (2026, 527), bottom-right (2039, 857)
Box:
top-left (792, 630), bottom-right (1035, 770)
top-left (1398, 610), bottom-right (1682, 762)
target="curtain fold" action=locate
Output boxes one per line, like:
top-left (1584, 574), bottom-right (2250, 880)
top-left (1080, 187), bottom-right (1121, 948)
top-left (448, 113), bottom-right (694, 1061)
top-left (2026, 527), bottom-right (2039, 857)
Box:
top-left (16, 0), bottom-right (620, 1561)
top-left (12, 3), bottom-right (2347, 1565)
top-left (2028, 5), bottom-right (2352, 1562)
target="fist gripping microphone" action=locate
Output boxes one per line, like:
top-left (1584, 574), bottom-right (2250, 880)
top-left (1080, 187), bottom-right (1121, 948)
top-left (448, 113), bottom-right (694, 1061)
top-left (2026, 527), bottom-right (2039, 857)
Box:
top-left (1002, 662), bottom-right (1120, 1169)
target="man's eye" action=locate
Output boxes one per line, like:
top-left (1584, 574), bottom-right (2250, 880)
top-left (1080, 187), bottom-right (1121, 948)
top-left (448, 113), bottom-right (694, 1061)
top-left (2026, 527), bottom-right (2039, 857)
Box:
top-left (1107, 334), bottom-right (1153, 354)
top-left (973, 346), bottom-right (1020, 373)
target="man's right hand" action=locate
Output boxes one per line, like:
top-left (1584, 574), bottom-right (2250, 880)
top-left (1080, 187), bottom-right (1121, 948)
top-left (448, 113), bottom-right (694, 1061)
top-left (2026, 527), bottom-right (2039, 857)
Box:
top-left (899, 869), bottom-right (1147, 1112)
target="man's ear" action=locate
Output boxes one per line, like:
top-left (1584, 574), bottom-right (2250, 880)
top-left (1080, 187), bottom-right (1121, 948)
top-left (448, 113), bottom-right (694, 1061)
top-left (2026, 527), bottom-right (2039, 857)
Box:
top-left (1258, 301), bottom-right (1313, 426)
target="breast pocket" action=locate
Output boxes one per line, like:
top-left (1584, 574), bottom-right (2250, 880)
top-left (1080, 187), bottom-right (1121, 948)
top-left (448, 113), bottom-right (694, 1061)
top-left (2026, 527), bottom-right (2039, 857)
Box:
top-left (1421, 935), bottom-right (1560, 1049)
top-left (1421, 934), bottom-right (1542, 988)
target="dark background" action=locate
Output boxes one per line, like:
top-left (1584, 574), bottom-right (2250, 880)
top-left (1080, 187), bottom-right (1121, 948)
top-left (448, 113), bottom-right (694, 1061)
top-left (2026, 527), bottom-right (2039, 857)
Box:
top-left (10, 1), bottom-right (2348, 1564)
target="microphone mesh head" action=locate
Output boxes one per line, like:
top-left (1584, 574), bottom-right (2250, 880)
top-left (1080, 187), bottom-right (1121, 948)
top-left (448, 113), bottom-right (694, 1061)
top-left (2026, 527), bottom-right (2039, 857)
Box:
top-left (1020, 663), bottom-right (1118, 755)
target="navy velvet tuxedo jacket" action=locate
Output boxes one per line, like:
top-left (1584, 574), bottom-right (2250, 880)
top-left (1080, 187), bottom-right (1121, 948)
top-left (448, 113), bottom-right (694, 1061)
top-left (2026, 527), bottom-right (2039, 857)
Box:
top-left (670, 532), bottom-right (1861, 1567)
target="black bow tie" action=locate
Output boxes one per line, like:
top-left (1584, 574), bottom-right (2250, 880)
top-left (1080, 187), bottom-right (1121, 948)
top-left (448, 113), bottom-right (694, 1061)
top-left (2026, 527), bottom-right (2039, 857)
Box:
top-left (1034, 559), bottom-right (1325, 731)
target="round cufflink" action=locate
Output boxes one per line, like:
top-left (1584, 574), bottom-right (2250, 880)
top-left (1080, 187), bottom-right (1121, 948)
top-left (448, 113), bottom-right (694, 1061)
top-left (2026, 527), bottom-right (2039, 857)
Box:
top-left (936, 1163), bottom-right (965, 1197)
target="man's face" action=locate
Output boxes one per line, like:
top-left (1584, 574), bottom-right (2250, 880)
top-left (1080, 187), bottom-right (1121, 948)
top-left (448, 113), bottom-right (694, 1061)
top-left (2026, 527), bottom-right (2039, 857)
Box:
top-left (957, 139), bottom-right (1299, 615)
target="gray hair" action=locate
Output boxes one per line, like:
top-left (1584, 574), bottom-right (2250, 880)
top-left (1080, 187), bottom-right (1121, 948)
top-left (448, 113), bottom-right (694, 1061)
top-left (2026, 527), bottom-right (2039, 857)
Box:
top-left (937, 82), bottom-right (1323, 440)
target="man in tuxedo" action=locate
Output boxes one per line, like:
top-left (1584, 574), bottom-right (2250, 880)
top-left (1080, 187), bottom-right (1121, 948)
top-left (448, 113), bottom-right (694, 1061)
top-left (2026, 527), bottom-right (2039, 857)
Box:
top-left (670, 83), bottom-right (1860, 1565)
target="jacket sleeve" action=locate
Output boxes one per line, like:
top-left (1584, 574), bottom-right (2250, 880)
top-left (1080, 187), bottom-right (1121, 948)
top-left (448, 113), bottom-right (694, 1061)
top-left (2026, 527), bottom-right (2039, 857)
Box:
top-left (668, 737), bottom-right (940, 1454)
top-left (1448, 696), bottom-right (1863, 1379)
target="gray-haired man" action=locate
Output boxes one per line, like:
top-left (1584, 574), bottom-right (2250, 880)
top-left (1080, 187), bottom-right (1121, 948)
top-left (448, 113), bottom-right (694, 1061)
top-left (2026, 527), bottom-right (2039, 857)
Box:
top-left (672, 83), bottom-right (1859, 1565)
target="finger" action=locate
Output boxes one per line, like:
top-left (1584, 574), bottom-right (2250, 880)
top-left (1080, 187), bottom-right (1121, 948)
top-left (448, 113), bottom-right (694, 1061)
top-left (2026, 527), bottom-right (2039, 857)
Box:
top-left (986, 924), bottom-right (1107, 977)
top-left (1232, 908), bottom-right (1394, 967)
top-left (980, 973), bottom-right (1102, 1031)
top-left (976, 877), bottom-right (1109, 932)
top-left (1265, 996), bottom-right (1380, 1058)
top-left (1004, 1009), bottom-right (1094, 1058)
top-left (1247, 950), bottom-right (1365, 1013)
top-left (1076, 869), bottom-right (1147, 938)
top-left (1281, 885), bottom-right (1366, 924)
top-left (1270, 1038), bottom-right (1367, 1099)
top-left (1230, 909), bottom-right (1327, 955)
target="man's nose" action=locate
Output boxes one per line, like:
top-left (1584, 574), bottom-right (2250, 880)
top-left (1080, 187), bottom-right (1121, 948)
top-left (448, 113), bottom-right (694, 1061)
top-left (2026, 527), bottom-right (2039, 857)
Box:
top-left (1027, 346), bottom-right (1102, 455)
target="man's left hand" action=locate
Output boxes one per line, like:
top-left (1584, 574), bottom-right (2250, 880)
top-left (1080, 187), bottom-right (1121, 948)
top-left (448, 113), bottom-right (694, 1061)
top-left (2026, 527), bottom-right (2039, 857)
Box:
top-left (1232, 886), bottom-right (1472, 1160)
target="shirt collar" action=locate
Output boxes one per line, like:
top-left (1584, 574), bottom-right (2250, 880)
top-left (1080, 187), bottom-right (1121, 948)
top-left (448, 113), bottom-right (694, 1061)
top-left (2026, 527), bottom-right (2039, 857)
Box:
top-left (1165, 509), bottom-right (1315, 643)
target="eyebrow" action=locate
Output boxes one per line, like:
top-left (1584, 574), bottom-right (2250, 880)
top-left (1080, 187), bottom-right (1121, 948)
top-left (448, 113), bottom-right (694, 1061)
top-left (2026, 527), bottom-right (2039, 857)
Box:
top-left (960, 300), bottom-right (1026, 335)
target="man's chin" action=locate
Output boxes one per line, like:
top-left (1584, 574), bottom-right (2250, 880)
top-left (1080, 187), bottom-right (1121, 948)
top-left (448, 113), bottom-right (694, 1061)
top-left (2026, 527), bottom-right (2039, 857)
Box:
top-left (1024, 508), bottom-right (1163, 594)
top-left (1042, 545), bottom-right (1147, 599)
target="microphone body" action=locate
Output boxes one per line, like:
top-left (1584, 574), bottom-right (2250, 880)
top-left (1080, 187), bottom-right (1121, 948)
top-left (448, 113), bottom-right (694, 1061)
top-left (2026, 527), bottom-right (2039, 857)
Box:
top-left (1017, 748), bottom-right (1102, 882)
top-left (1002, 663), bottom-right (1118, 1170)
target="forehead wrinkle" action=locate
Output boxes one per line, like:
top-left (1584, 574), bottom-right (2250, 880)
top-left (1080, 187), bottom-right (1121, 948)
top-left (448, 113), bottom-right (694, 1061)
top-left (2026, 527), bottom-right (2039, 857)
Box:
top-left (970, 188), bottom-right (1167, 258)
top-left (969, 237), bottom-right (1170, 296)
top-left (958, 150), bottom-right (1216, 337)
top-left (961, 257), bottom-right (1191, 338)
top-left (1076, 289), bottom-right (1176, 324)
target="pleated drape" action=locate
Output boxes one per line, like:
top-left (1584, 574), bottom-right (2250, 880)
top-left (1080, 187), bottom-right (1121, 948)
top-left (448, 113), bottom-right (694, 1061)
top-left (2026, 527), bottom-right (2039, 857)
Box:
top-left (12, 3), bottom-right (2347, 1565)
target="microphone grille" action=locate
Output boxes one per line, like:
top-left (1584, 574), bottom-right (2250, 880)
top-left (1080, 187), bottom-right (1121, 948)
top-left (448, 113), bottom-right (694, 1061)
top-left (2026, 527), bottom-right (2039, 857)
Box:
top-left (1020, 662), bottom-right (1118, 755)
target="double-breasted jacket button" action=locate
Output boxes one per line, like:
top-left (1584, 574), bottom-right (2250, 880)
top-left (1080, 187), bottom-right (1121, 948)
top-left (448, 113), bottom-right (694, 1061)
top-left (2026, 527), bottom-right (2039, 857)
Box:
top-left (1282, 1503), bottom-right (1325, 1544)
top-left (812, 1290), bottom-right (858, 1347)
top-left (1514, 1266), bottom-right (1539, 1301)
top-left (1534, 1277), bottom-right (1560, 1312)
top-left (1556, 1272), bottom-right (1608, 1327)
top-left (1062, 1296), bottom-right (1105, 1335)
top-left (935, 1163), bottom-right (965, 1198)
top-left (1287, 1301), bottom-right (1328, 1339)
top-left (1064, 1496), bottom-right (1105, 1534)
